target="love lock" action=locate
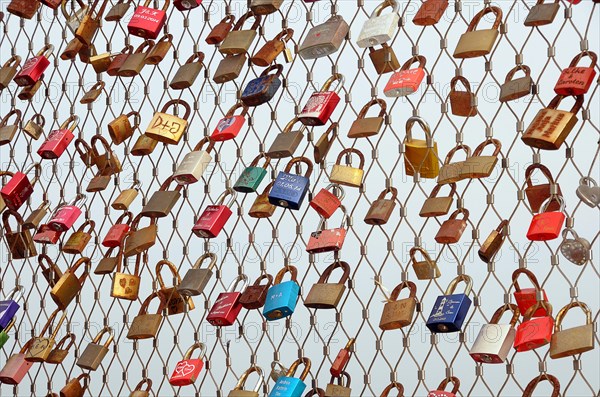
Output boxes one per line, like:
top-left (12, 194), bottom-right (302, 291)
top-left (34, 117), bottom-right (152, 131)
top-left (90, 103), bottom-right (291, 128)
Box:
top-left (560, 228), bottom-right (590, 266)
top-left (576, 177), bottom-right (600, 208)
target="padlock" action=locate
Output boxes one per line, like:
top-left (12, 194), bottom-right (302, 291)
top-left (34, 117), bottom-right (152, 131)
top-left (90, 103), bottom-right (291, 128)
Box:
top-left (62, 220), bottom-right (95, 254)
top-left (74, 138), bottom-right (97, 168)
top-left (526, 195), bottom-right (565, 241)
top-left (76, 326), bottom-right (113, 370)
top-left (126, 292), bottom-right (165, 339)
top-left (40, 0), bottom-right (61, 8)
top-left (77, 43), bottom-right (98, 64)
top-left (38, 254), bottom-right (63, 287)
top-left (229, 366), bottom-right (264, 397)
top-left (112, 250), bottom-right (144, 300)
top-left (0, 286), bottom-right (25, 330)
top-left (522, 375), bottom-right (560, 397)
top-left (426, 275), bottom-right (473, 333)
top-left (234, 153), bottom-right (270, 193)
top-left (102, 211), bottom-right (133, 248)
top-left (267, 118), bottom-right (306, 159)
top-left (384, 55), bottom-right (427, 97)
top-left (239, 274), bottom-right (274, 310)
top-left (193, 189), bottom-right (237, 238)
top-left (145, 99), bottom-right (191, 144)
top-left (250, 0), bottom-right (282, 15)
top-left (249, 181), bottom-right (277, 218)
top-left (211, 102), bottom-right (249, 141)
top-left (170, 52), bottom-right (205, 89)
top-left (112, 181), bottom-right (141, 210)
top-left (499, 64), bottom-right (533, 102)
top-left (0, 339), bottom-right (35, 384)
top-left (33, 223), bottom-right (63, 245)
top-left (330, 339), bottom-right (355, 377)
top-left (364, 187), bottom-right (397, 225)
top-left (173, 0), bottom-right (201, 10)
top-left (144, 33), bottom-right (172, 65)
top-left (61, 0), bottom-right (89, 33)
top-left (17, 76), bottom-right (44, 101)
top-left (449, 76), bottom-right (477, 117)
top-left (95, 238), bottom-right (125, 275)
top-left (298, 73), bottom-right (344, 126)
top-left (306, 207), bottom-right (348, 253)
top-left (368, 44), bottom-right (400, 75)
top-left (435, 208), bottom-right (469, 244)
top-left (379, 281), bottom-right (418, 330)
top-left (178, 252), bottom-right (217, 296)
top-left (129, 379), bottom-right (153, 397)
top-left (437, 144), bottom-right (471, 185)
top-left (428, 377), bottom-right (460, 397)
top-left (124, 215), bottom-right (158, 256)
top-left (241, 64), bottom-right (284, 107)
top-left (127, 0), bottom-right (170, 39)
top-left (6, 0), bottom-right (40, 19)
top-left (410, 246), bottom-right (441, 279)
top-left (263, 266), bottom-right (300, 321)
top-left (310, 184), bottom-right (344, 219)
top-left (0, 171), bottom-right (12, 213)
top-left (512, 268), bottom-right (550, 318)
top-left (478, 219), bottom-right (509, 263)
top-left (45, 333), bottom-right (76, 364)
top-left (108, 111), bottom-right (140, 145)
top-left (213, 52), bottom-right (247, 84)
top-left (304, 261), bottom-right (350, 309)
top-left (37, 115), bottom-right (79, 160)
top-left (206, 14), bottom-right (236, 44)
top-left (1, 163), bottom-right (41, 211)
top-left (118, 40), bottom-right (155, 77)
top-left (21, 112), bottom-right (44, 140)
top-left (514, 301), bottom-right (554, 352)
top-left (299, 15), bottom-right (349, 60)
top-left (460, 139), bottom-right (501, 179)
top-left (524, 0), bottom-right (560, 27)
top-left (404, 116), bottom-right (439, 178)
top-left (155, 259), bottom-right (195, 315)
top-left (470, 304), bottom-right (519, 364)
top-left (50, 257), bottom-right (90, 310)
top-left (219, 11), bottom-right (262, 55)
top-left (169, 342), bottom-right (207, 386)
top-left (314, 122), bottom-right (337, 164)
top-left (47, 194), bottom-right (87, 232)
top-left (555, 51), bottom-right (597, 95)
top-left (105, 0), bottom-right (132, 21)
top-left (413, 0), bottom-right (448, 26)
top-left (0, 318), bottom-right (17, 350)
top-left (329, 148), bottom-right (365, 188)
top-left (79, 81), bottom-right (106, 104)
top-left (560, 227), bottom-right (591, 265)
top-left (348, 98), bottom-right (387, 138)
top-left (60, 373), bottom-right (90, 397)
top-left (140, 176), bottom-right (183, 218)
top-left (325, 372), bottom-right (352, 397)
top-left (357, 0), bottom-right (399, 47)
top-left (206, 275), bottom-right (248, 326)
top-left (26, 309), bottom-right (67, 362)
top-left (3, 210), bottom-right (37, 259)
top-left (269, 357), bottom-right (311, 397)
top-left (0, 55), bottom-right (21, 90)
top-left (522, 94), bottom-right (583, 150)
top-left (0, 109), bottom-right (22, 146)
top-left (60, 37), bottom-right (85, 61)
top-left (75, 0), bottom-right (109, 45)
top-left (453, 6), bottom-right (502, 58)
top-left (251, 28), bottom-right (294, 66)
top-left (419, 183), bottom-right (455, 218)
top-left (380, 382), bottom-right (404, 397)
top-left (269, 156), bottom-right (313, 210)
top-left (13, 45), bottom-right (53, 87)
top-left (550, 301), bottom-right (595, 359)
top-left (172, 137), bottom-right (214, 185)
top-left (524, 163), bottom-right (563, 212)
top-left (107, 45), bottom-right (134, 76)
top-left (270, 361), bottom-right (289, 382)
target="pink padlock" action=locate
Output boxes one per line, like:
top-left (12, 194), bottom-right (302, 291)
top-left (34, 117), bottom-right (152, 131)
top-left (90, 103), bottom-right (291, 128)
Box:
top-left (384, 55), bottom-right (427, 97)
top-left (427, 376), bottom-right (460, 397)
top-left (0, 339), bottom-right (34, 385)
top-left (102, 211), bottom-right (133, 248)
top-left (192, 190), bottom-right (237, 238)
top-left (47, 194), bottom-right (87, 232)
top-left (37, 116), bottom-right (79, 160)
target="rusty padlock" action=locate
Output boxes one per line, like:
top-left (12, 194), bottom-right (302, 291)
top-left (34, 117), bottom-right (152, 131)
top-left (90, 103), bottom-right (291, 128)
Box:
top-left (0, 109), bottom-right (22, 146)
top-left (79, 81), bottom-right (106, 104)
top-left (239, 274), bottom-right (274, 310)
top-left (205, 15), bottom-right (236, 45)
top-left (524, 163), bottom-right (563, 213)
top-left (251, 28), bottom-right (294, 66)
top-left (61, 220), bottom-right (95, 254)
top-left (313, 122), bottom-right (337, 165)
top-left (478, 219), bottom-right (509, 263)
top-left (60, 373), bottom-right (90, 397)
top-left (129, 379), bottom-right (153, 397)
top-left (364, 187), bottom-right (397, 225)
top-left (107, 45), bottom-right (134, 76)
top-left (521, 375), bottom-right (560, 397)
top-left (310, 184), bottom-right (345, 219)
top-left (410, 246), bottom-right (440, 279)
top-left (75, 0), bottom-right (109, 45)
top-left (248, 181), bottom-right (277, 218)
top-left (347, 98), bottom-right (387, 138)
top-left (413, 0), bottom-right (448, 26)
top-left (434, 208), bottom-right (469, 244)
top-left (45, 333), bottom-right (76, 364)
top-left (108, 111), bottom-right (140, 145)
top-left (368, 43), bottom-right (400, 75)
top-left (155, 259), bottom-right (195, 315)
top-left (449, 76), bottom-right (477, 117)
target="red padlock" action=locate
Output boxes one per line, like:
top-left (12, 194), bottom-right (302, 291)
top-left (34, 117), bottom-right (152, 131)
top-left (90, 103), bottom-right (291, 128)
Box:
top-left (47, 194), bottom-right (87, 232)
top-left (210, 102), bottom-right (249, 141)
top-left (526, 196), bottom-right (565, 241)
top-left (13, 45), bottom-right (54, 87)
top-left (169, 342), bottom-right (207, 386)
top-left (0, 163), bottom-right (41, 211)
top-left (206, 275), bottom-right (248, 326)
top-left (427, 376), bottom-right (460, 397)
top-left (384, 55), bottom-right (427, 97)
top-left (33, 224), bottom-right (63, 244)
top-left (102, 211), bottom-right (133, 248)
top-left (0, 339), bottom-right (34, 385)
top-left (298, 73), bottom-right (344, 126)
top-left (514, 301), bottom-right (554, 352)
top-left (40, 0), bottom-right (62, 8)
top-left (554, 51), bottom-right (597, 96)
top-left (306, 206), bottom-right (348, 254)
top-left (310, 184), bottom-right (345, 219)
top-left (512, 269), bottom-right (549, 318)
top-left (174, 0), bottom-right (201, 10)
top-left (192, 190), bottom-right (237, 238)
top-left (37, 116), bottom-right (79, 160)
top-left (127, 0), bottom-right (170, 39)
top-left (330, 338), bottom-right (355, 377)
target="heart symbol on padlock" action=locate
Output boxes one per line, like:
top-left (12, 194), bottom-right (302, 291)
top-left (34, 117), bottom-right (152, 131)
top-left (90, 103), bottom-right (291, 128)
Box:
top-left (576, 177), bottom-right (600, 208)
top-left (119, 279), bottom-right (127, 288)
top-left (175, 362), bottom-right (196, 377)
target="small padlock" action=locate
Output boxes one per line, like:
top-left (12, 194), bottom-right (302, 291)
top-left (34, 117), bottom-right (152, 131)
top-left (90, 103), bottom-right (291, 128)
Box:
top-left (62, 220), bottom-right (95, 254)
top-left (155, 259), bottom-right (195, 315)
top-left (299, 15), bottom-right (349, 60)
top-left (47, 194), bottom-right (87, 232)
top-left (461, 139), bottom-right (501, 179)
top-left (368, 44), bottom-right (400, 75)
top-left (310, 184), bottom-right (344, 219)
top-left (437, 144), bottom-right (471, 185)
top-left (241, 64), bottom-right (284, 107)
top-left (124, 215), bottom-right (158, 257)
top-left (37, 254), bottom-right (63, 287)
top-left (269, 156), bottom-right (313, 210)
top-left (410, 246), bottom-right (441, 279)
top-left (17, 76), bottom-right (44, 101)
top-left (95, 239), bottom-right (125, 275)
top-left (229, 366), bottom-right (264, 397)
top-left (499, 64), bottom-right (533, 102)
top-left (526, 195), bottom-right (565, 241)
top-left (89, 134), bottom-right (121, 173)
top-left (37, 115), bottom-right (79, 160)
top-left (206, 275), bottom-right (248, 326)
top-left (213, 52), bottom-right (247, 84)
top-left (169, 343), bottom-right (207, 386)
top-left (413, 0), bottom-right (448, 25)
top-left (550, 301), bottom-right (595, 359)
top-left (514, 301), bottom-right (554, 352)
top-left (267, 118), bottom-right (306, 159)
top-left (105, 0), bottom-right (132, 21)
top-left (145, 99), bottom-right (191, 145)
top-left (45, 333), bottom-right (76, 364)
top-left (75, 0), bottom-right (109, 45)
top-left (79, 81), bottom-right (106, 104)
top-left (129, 379), bottom-right (153, 397)
top-left (314, 122), bottom-right (337, 165)
top-left (192, 189), bottom-right (237, 238)
top-left (304, 261), bottom-right (350, 309)
top-left (1, 163), bottom-right (41, 211)
top-left (426, 275), bottom-right (473, 333)
top-left (380, 382), bottom-right (404, 397)
top-left (211, 102), bottom-right (249, 141)
top-left (74, 138), bottom-right (97, 168)
top-left (404, 116), bottom-right (439, 178)
top-left (234, 153), bottom-right (270, 193)
top-left (117, 40), bottom-right (155, 77)
top-left (107, 111), bottom-right (140, 145)
top-left (469, 303), bottom-right (519, 364)
top-left (512, 268), bottom-right (549, 318)
top-left (14, 45), bottom-right (54, 87)
top-left (270, 361), bottom-right (289, 382)
top-left (555, 51), bottom-right (597, 96)
top-left (449, 76), bottom-right (477, 117)
top-left (140, 175), bottom-right (183, 218)
top-left (330, 339), bottom-right (355, 377)
top-left (364, 187), bottom-right (397, 225)
top-left (524, 0), bottom-right (560, 27)
top-left (329, 148), bottom-right (365, 188)
top-left (144, 33), bottom-right (172, 65)
top-left (0, 286), bottom-right (25, 331)
top-left (379, 281), bottom-right (418, 330)
top-left (524, 163), bottom-right (563, 213)
top-left (126, 292), bottom-right (164, 340)
top-left (419, 183), bottom-right (456, 218)
top-left (239, 274), bottom-right (274, 310)
top-left (170, 52), bottom-right (205, 90)
top-left (178, 252), bottom-right (218, 296)
top-left (220, 11), bottom-right (262, 55)
top-left (306, 207), bottom-right (348, 254)
top-left (3, 210), bottom-right (37, 259)
top-left (107, 45), bottom-right (134, 76)
top-left (0, 109), bottom-right (22, 146)
top-left (347, 98), bottom-right (387, 138)
top-left (522, 375), bottom-right (560, 397)
top-left (298, 73), bottom-right (344, 126)
top-left (173, 137), bottom-right (214, 185)
top-left (206, 15), bottom-right (236, 44)
top-left (112, 181), bottom-right (141, 210)
top-left (61, 0), bottom-right (89, 33)
top-left (428, 377), bottom-right (460, 397)
top-left (559, 227), bottom-right (591, 265)
top-left (251, 28), bottom-right (294, 66)
top-left (434, 208), bottom-right (469, 244)
top-left (384, 55), bottom-right (427, 97)
top-left (0, 55), bottom-right (21, 90)
top-left (111, 250), bottom-right (143, 300)
top-left (325, 372), bottom-right (352, 397)
top-left (0, 338), bottom-right (35, 385)
top-left (250, 0), bottom-right (282, 15)
top-left (127, 0), bottom-right (170, 39)
top-left (356, 0), bottom-right (399, 48)
top-left (50, 257), bottom-right (90, 310)
top-left (478, 219), bottom-right (509, 263)
top-left (263, 266), bottom-right (300, 321)
top-left (269, 358), bottom-right (311, 397)
top-left (33, 223), bottom-right (63, 245)
top-left (453, 6), bottom-right (502, 58)
top-left (75, 326), bottom-right (113, 371)
top-left (23, 113), bottom-right (45, 140)
top-left (60, 37), bottom-right (84, 61)
top-left (102, 211), bottom-right (133, 248)
top-left (60, 373), bottom-right (90, 397)
top-left (249, 181), bottom-right (277, 218)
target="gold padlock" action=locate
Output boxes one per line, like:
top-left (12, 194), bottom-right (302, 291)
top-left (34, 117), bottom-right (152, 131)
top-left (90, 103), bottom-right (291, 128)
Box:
top-left (144, 33), bottom-right (172, 65)
top-left (437, 144), bottom-right (471, 185)
top-left (50, 257), bottom-right (90, 310)
top-left (347, 98), bottom-right (387, 138)
top-left (127, 292), bottom-right (165, 340)
top-left (314, 122), bottom-right (337, 165)
top-left (304, 261), bottom-right (350, 309)
top-left (76, 326), bottom-right (114, 371)
top-left (23, 113), bottom-right (45, 140)
top-left (62, 220), bottom-right (95, 254)
top-left (228, 366), bottom-right (263, 397)
top-left (404, 116), bottom-right (439, 179)
top-left (75, 0), bottom-right (109, 45)
top-left (379, 281), bottom-right (418, 330)
top-left (145, 99), bottom-right (191, 145)
top-left (478, 219), bottom-right (509, 263)
top-left (170, 52), bottom-right (205, 90)
top-left (329, 148), bottom-right (365, 188)
top-left (111, 181), bottom-right (141, 210)
top-left (155, 259), bottom-right (195, 315)
top-left (550, 301), bottom-right (595, 359)
top-left (26, 308), bottom-right (67, 362)
top-left (124, 215), bottom-right (158, 257)
top-left (80, 81), bottom-right (106, 104)
top-left (45, 333), bottom-right (76, 364)
top-left (0, 109), bottom-right (22, 146)
top-left (60, 373), bottom-right (90, 397)
top-left (419, 183), bottom-right (456, 218)
top-left (90, 52), bottom-right (114, 73)
top-left (410, 246), bottom-right (440, 279)
top-left (453, 6), bottom-right (503, 59)
top-left (219, 11), bottom-right (262, 55)
top-left (104, 0), bottom-right (132, 21)
top-left (248, 181), bottom-right (276, 218)
top-left (4, 209), bottom-right (37, 259)
top-left (267, 117), bottom-right (306, 159)
top-left (37, 253), bottom-right (63, 286)
top-left (108, 111), bottom-right (140, 145)
top-left (118, 40), bottom-right (155, 77)
top-left (0, 55), bottom-right (21, 90)
top-left (112, 250), bottom-right (144, 300)
top-left (460, 139), bottom-right (502, 179)
top-left (91, 134), bottom-right (122, 176)
top-left (130, 379), bottom-right (153, 397)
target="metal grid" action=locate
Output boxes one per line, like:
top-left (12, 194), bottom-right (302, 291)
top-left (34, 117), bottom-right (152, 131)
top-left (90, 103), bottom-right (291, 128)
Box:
top-left (0, 0), bottom-right (599, 396)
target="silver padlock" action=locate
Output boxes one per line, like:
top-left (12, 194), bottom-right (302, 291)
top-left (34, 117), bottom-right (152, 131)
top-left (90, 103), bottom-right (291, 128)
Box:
top-left (560, 228), bottom-right (591, 266)
top-left (173, 138), bottom-right (214, 185)
top-left (356, 0), bottom-right (400, 48)
top-left (269, 361), bottom-right (288, 382)
top-left (469, 304), bottom-right (519, 364)
top-left (62, 0), bottom-right (89, 34)
top-left (177, 253), bottom-right (218, 296)
top-left (576, 177), bottom-right (600, 208)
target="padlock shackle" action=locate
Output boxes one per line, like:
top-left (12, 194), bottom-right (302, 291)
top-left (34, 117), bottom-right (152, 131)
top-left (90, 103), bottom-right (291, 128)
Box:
top-left (448, 207), bottom-right (469, 221)
top-left (191, 252), bottom-right (218, 271)
top-left (318, 261), bottom-right (351, 285)
top-left (568, 50), bottom-right (597, 68)
top-left (335, 148), bottom-right (365, 170)
top-left (554, 301), bottom-right (592, 331)
top-left (284, 156), bottom-right (314, 178)
top-left (547, 94), bottom-right (584, 114)
top-left (324, 183), bottom-right (346, 201)
top-left (321, 73), bottom-right (345, 94)
top-left (155, 259), bottom-right (182, 288)
top-left (511, 268), bottom-right (541, 292)
top-left (0, 109), bottom-right (22, 126)
top-left (539, 195), bottom-right (565, 213)
top-left (3, 317), bottom-right (17, 333)
top-left (578, 176), bottom-right (597, 188)
top-left (161, 99), bottom-right (192, 121)
top-left (185, 51), bottom-right (206, 65)
top-left (225, 102), bottom-right (249, 118)
top-left (490, 303), bottom-right (519, 326)
top-left (261, 63), bottom-right (284, 78)
top-left (183, 341), bottom-right (207, 360)
top-left (2, 209), bottom-right (25, 235)
top-left (157, 175), bottom-right (183, 193)
top-left (409, 246), bottom-right (435, 266)
top-left (358, 98), bottom-right (387, 119)
top-left (54, 332), bottom-right (76, 350)
top-left (472, 138), bottom-right (502, 157)
top-left (274, 28), bottom-right (294, 43)
top-left (20, 338), bottom-right (36, 354)
top-left (76, 219), bottom-right (95, 234)
top-left (436, 376), bottom-right (460, 395)
top-left (60, 115), bottom-right (80, 131)
top-left (66, 193), bottom-right (87, 207)
top-left (376, 186), bottom-right (398, 201)
top-left (429, 183), bottom-right (456, 199)
top-left (68, 256), bottom-right (91, 286)
top-left (467, 6), bottom-right (503, 32)
top-left (2, 55), bottom-right (21, 68)
top-left (522, 374), bottom-right (560, 397)
top-left (38, 254), bottom-right (61, 280)
top-left (216, 188), bottom-right (237, 208)
top-left (138, 291), bottom-right (165, 315)
top-left (444, 274), bottom-right (473, 296)
top-left (444, 144), bottom-right (471, 165)
top-left (36, 44), bottom-right (55, 58)
top-left (316, 204), bottom-right (348, 231)
top-left (282, 117), bottom-right (306, 136)
top-left (227, 274), bottom-right (249, 292)
top-left (92, 326), bottom-right (115, 347)
top-left (192, 136), bottom-right (215, 152)
top-left (495, 219), bottom-right (509, 234)
top-left (234, 365), bottom-right (264, 392)
top-left (400, 55), bottom-right (426, 71)
top-left (523, 300), bottom-right (553, 322)
top-left (260, 180), bottom-right (275, 195)
top-left (133, 378), bottom-right (153, 392)
top-left (252, 273), bottom-right (274, 287)
top-left (142, 0), bottom-right (170, 10)
top-left (380, 381), bottom-right (404, 397)
top-left (274, 265), bottom-right (298, 284)
top-left (115, 211), bottom-right (134, 225)
top-left (120, 44), bottom-right (135, 55)
top-left (249, 152), bottom-right (271, 168)
top-left (329, 371), bottom-right (351, 388)
top-left (38, 308), bottom-right (68, 339)
top-left (286, 357), bottom-right (311, 380)
top-left (389, 281), bottom-right (417, 302)
top-left (75, 373), bottom-right (91, 389)
top-left (505, 64), bottom-right (531, 83)
top-left (372, 0), bottom-right (399, 17)
top-left (74, 138), bottom-right (93, 161)
top-left (524, 163), bottom-right (556, 187)
top-left (450, 75), bottom-right (473, 93)
top-left (232, 10), bottom-right (262, 31)
top-left (5, 284), bottom-right (25, 303)
top-left (405, 116), bottom-right (432, 143)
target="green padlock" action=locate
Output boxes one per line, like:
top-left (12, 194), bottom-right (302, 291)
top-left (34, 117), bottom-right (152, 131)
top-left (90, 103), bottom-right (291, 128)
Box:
top-left (0, 318), bottom-right (16, 349)
top-left (233, 153), bottom-right (271, 193)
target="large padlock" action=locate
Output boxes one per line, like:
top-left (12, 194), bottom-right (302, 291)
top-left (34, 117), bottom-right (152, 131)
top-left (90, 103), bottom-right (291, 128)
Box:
top-left (478, 219), bottom-right (509, 263)
top-left (460, 139), bottom-right (501, 179)
top-left (310, 184), bottom-right (344, 219)
top-left (413, 0), bottom-right (448, 26)
top-left (127, 292), bottom-right (164, 340)
top-left (0, 286), bottom-right (25, 331)
top-left (249, 181), bottom-right (277, 218)
top-left (79, 81), bottom-right (106, 104)
top-left (155, 259), bottom-right (195, 315)
top-left (384, 55), bottom-right (427, 97)
top-left (521, 375), bottom-right (560, 397)
top-left (124, 215), bottom-right (158, 256)
top-left (62, 220), bottom-right (95, 254)
top-left (269, 357), bottom-right (311, 397)
top-left (3, 210), bottom-right (37, 259)
top-left (428, 377), bottom-right (460, 397)
top-left (229, 366), bottom-right (264, 397)
top-left (219, 11), bottom-right (262, 55)
top-left (75, 0), bottom-right (109, 45)
top-left (404, 116), bottom-right (439, 178)
top-left (368, 44), bottom-right (400, 75)
top-left (380, 382), bottom-right (404, 397)
top-left (45, 333), bottom-right (76, 364)
top-left (206, 14), bottom-right (236, 44)
top-left (50, 257), bottom-right (90, 310)
top-left (325, 372), bottom-right (352, 397)
top-left (102, 211), bottom-right (133, 248)
top-left (76, 326), bottom-right (113, 370)
top-left (555, 51), bottom-right (597, 96)
top-left (192, 189), bottom-right (237, 238)
top-left (524, 0), bottom-right (560, 27)
top-left (526, 195), bottom-right (565, 241)
top-left (560, 227), bottom-right (591, 265)
top-left (550, 301), bottom-right (595, 359)
top-left (512, 268), bottom-right (549, 318)
top-left (13, 45), bottom-right (53, 87)
top-left (499, 64), bottom-right (533, 102)
top-left (314, 122), bottom-right (337, 165)
top-left (144, 33), bottom-right (173, 65)
top-left (251, 28), bottom-right (294, 66)
top-left (0, 339), bottom-right (34, 384)
top-left (140, 176), bottom-right (183, 218)
top-left (364, 187), bottom-right (397, 225)
top-left (173, 0), bottom-right (200, 11)
top-left (453, 6), bottom-right (502, 58)
top-left (111, 250), bottom-right (143, 300)
top-left (469, 304), bottom-right (519, 364)
top-left (250, 0), bottom-right (282, 15)
top-left (169, 342), bottom-right (207, 386)
top-left (348, 98), bottom-right (387, 138)
top-left (306, 207), bottom-right (348, 253)
top-left (410, 246), bottom-right (441, 279)
top-left (330, 339), bottom-right (355, 377)
top-left (437, 144), bottom-right (471, 185)
top-left (419, 183), bottom-right (456, 218)
top-left (127, 0), bottom-right (170, 39)
top-left (112, 181), bottom-right (141, 210)
top-left (524, 163), bottom-right (562, 212)
top-left (426, 275), bottom-right (473, 333)
top-left (356, 0), bottom-right (399, 48)
top-left (0, 55), bottom-right (22, 90)
top-left (449, 76), bottom-right (477, 117)
top-left (207, 275), bottom-right (248, 326)
top-left (117, 40), bottom-right (155, 77)
top-left (37, 115), bottom-right (79, 160)
top-left (263, 266), bottom-right (300, 321)
top-left (129, 379), bottom-right (153, 397)
top-left (269, 156), bottom-right (313, 210)
top-left (0, 109), bottom-right (22, 146)
top-left (61, 0), bottom-right (89, 33)
top-left (234, 153), bottom-right (270, 193)
top-left (522, 94), bottom-right (583, 150)
top-left (107, 45), bottom-right (134, 76)
top-left (329, 148), bottom-right (365, 188)
top-left (514, 301), bottom-right (554, 352)
top-left (47, 194), bottom-right (87, 232)
top-left (298, 73), bottom-right (344, 126)
top-left (38, 254), bottom-right (63, 287)
top-left (105, 0), bottom-right (132, 21)
top-left (379, 281), bottom-right (417, 331)
top-left (241, 64), bottom-right (284, 107)
top-left (60, 373), bottom-right (90, 397)
top-left (1, 163), bottom-right (41, 211)
top-left (267, 118), bottom-right (306, 159)
top-left (173, 137), bottom-right (214, 185)
top-left (434, 208), bottom-right (469, 244)
top-left (213, 53), bottom-right (247, 84)
top-left (239, 274), bottom-right (274, 310)
top-left (298, 15), bottom-right (349, 60)
top-left (145, 99), bottom-right (191, 145)
top-left (304, 261), bottom-right (350, 309)
top-left (170, 52), bottom-right (205, 90)
top-left (211, 103), bottom-right (249, 141)
top-left (178, 252), bottom-right (218, 296)
top-left (6, 0), bottom-right (40, 19)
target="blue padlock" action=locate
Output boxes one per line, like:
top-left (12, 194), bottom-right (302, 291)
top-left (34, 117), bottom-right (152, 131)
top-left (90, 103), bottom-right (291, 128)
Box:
top-left (268, 157), bottom-right (313, 211)
top-left (0, 286), bottom-right (24, 331)
top-left (426, 275), bottom-right (473, 333)
top-left (269, 357), bottom-right (311, 397)
top-left (240, 64), bottom-right (284, 107)
top-left (263, 266), bottom-right (300, 321)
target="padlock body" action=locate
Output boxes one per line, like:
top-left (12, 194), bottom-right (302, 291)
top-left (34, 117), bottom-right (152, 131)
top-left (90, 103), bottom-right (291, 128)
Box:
top-left (50, 273), bottom-right (81, 309)
top-left (469, 324), bottom-right (515, 364)
top-left (192, 205), bottom-right (233, 238)
top-left (306, 228), bottom-right (347, 253)
top-left (169, 358), bottom-right (204, 386)
top-left (206, 291), bottom-right (243, 326)
top-left (453, 29), bottom-right (499, 59)
top-left (304, 283), bottom-right (345, 309)
top-left (241, 75), bottom-right (282, 107)
top-left (426, 293), bottom-right (471, 333)
top-left (127, 6), bottom-right (167, 39)
top-left (379, 297), bottom-right (416, 330)
top-left (330, 348), bottom-right (350, 377)
top-left (33, 224), bottom-right (63, 244)
top-left (173, 150), bottom-right (212, 185)
top-left (269, 376), bottom-right (306, 397)
top-left (522, 108), bottom-right (578, 150)
top-left (14, 55), bottom-right (49, 86)
top-left (173, 0), bottom-right (202, 11)
top-left (550, 324), bottom-right (595, 359)
top-left (514, 316), bottom-right (554, 352)
top-left (526, 211), bottom-right (565, 241)
top-left (239, 284), bottom-right (270, 309)
top-left (555, 66), bottom-right (596, 96)
top-left (0, 354), bottom-right (32, 385)
top-left (413, 0), bottom-right (448, 26)
top-left (102, 224), bottom-right (130, 248)
top-left (310, 188), bottom-right (342, 219)
top-left (269, 171), bottom-right (310, 210)
top-left (263, 280), bottom-right (300, 321)
top-left (364, 198), bottom-right (396, 225)
top-left (140, 190), bottom-right (181, 218)
top-left (298, 17), bottom-right (349, 60)
top-left (0, 300), bottom-right (20, 330)
top-left (48, 205), bottom-right (82, 232)
top-left (427, 390), bottom-right (456, 397)
top-left (127, 313), bottom-right (162, 339)
top-left (111, 273), bottom-right (141, 300)
top-left (499, 75), bottom-right (532, 102)
top-left (37, 128), bottom-right (75, 159)
top-left (234, 166), bottom-right (267, 193)
top-left (211, 115), bottom-right (246, 141)
top-left (384, 68), bottom-right (425, 97)
top-left (145, 112), bottom-right (188, 145)
top-left (298, 91), bottom-right (340, 126)
top-left (0, 172), bottom-right (33, 211)
top-left (524, 3), bottom-right (560, 27)
top-left (62, 231), bottom-right (92, 254)
top-left (513, 288), bottom-right (549, 318)
top-left (76, 343), bottom-right (108, 370)
top-left (356, 13), bottom-right (399, 48)
top-left (178, 269), bottom-right (214, 297)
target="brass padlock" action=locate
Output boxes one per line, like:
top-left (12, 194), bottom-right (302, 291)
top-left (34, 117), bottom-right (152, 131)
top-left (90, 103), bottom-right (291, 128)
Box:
top-left (112, 181), bottom-right (141, 210)
top-left (205, 14), bottom-right (236, 45)
top-left (0, 55), bottom-right (21, 89)
top-left (140, 175), bottom-right (183, 218)
top-left (107, 45), bottom-right (134, 76)
top-left (368, 43), bottom-right (400, 75)
top-left (228, 366), bottom-right (263, 397)
top-left (156, 259), bottom-right (195, 315)
top-left (108, 111), bottom-right (140, 145)
top-left (118, 40), bottom-right (155, 77)
top-left (435, 208), bottom-right (470, 244)
top-left (144, 33), bottom-right (173, 65)
top-left (112, 250), bottom-right (144, 300)
top-left (17, 76), bottom-right (44, 101)
top-left (105, 0), bottom-right (132, 21)
top-left (76, 326), bottom-right (114, 370)
top-left (329, 148), bottom-right (365, 188)
top-left (213, 53), bottom-right (247, 84)
top-left (347, 98), bottom-right (387, 138)
top-left (325, 372), bottom-right (352, 397)
top-left (145, 99), bottom-right (191, 145)
top-left (26, 308), bottom-right (67, 362)
top-left (478, 219), bottom-right (509, 263)
top-left (304, 261), bottom-right (350, 309)
top-left (500, 64), bottom-right (533, 103)
top-left (60, 38), bottom-right (84, 61)
top-left (45, 333), bottom-right (76, 364)
top-left (124, 215), bottom-right (158, 257)
top-left (170, 52), bottom-right (205, 89)
top-left (74, 138), bottom-right (96, 168)
top-left (129, 379), bottom-right (153, 397)
top-left (419, 183), bottom-right (456, 218)
top-left (95, 237), bottom-right (125, 275)
top-left (379, 281), bottom-right (417, 330)
top-left (299, 15), bottom-right (349, 60)
top-left (550, 301), bottom-right (595, 359)
top-left (410, 246), bottom-right (441, 279)
top-left (127, 292), bottom-right (165, 340)
top-left (460, 139), bottom-right (501, 179)
top-left (77, 42), bottom-right (97, 64)
top-left (23, 113), bottom-right (45, 140)
top-left (60, 374), bottom-right (90, 397)
top-left (250, 0), bottom-right (282, 15)
top-left (91, 134), bottom-right (122, 176)
top-left (404, 116), bottom-right (439, 179)
top-left (524, 0), bottom-right (560, 27)
top-left (453, 6), bottom-right (503, 59)
top-left (75, 0), bottom-right (109, 45)
top-left (178, 252), bottom-right (218, 296)
top-left (248, 181), bottom-right (276, 218)
top-left (437, 144), bottom-right (471, 185)
top-left (0, 109), bottom-right (22, 146)
top-left (251, 28), bottom-right (294, 66)
top-left (62, 220), bottom-right (95, 254)
top-left (50, 257), bottom-right (90, 310)
top-left (79, 81), bottom-right (105, 104)
top-left (37, 253), bottom-right (63, 286)
top-left (524, 163), bottom-right (563, 213)
top-left (364, 187), bottom-right (397, 225)
top-left (3, 209), bottom-right (37, 259)
top-left (449, 76), bottom-right (477, 117)
top-left (61, 0), bottom-right (89, 33)
top-left (219, 11), bottom-right (262, 55)
top-left (267, 117), bottom-right (306, 159)
top-left (314, 122), bottom-right (337, 165)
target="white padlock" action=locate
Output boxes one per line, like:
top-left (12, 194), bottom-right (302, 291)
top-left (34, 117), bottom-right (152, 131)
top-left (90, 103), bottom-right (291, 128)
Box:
top-left (356, 0), bottom-right (400, 48)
